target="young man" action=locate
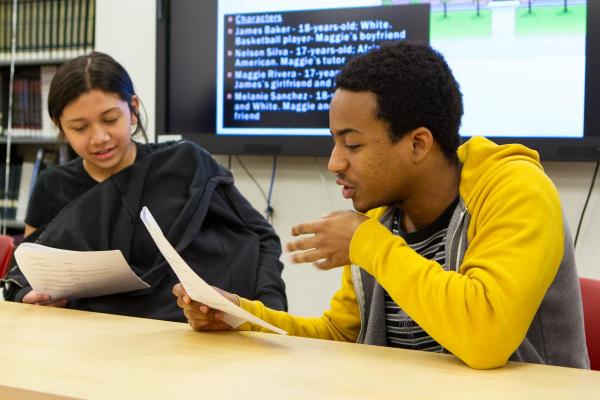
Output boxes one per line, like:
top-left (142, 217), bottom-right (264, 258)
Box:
top-left (173, 41), bottom-right (589, 369)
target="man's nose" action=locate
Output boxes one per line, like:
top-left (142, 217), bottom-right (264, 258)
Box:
top-left (328, 144), bottom-right (348, 174)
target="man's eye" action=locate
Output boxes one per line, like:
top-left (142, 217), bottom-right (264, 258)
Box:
top-left (345, 144), bottom-right (361, 150)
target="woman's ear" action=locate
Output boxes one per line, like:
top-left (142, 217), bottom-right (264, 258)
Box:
top-left (130, 95), bottom-right (140, 125)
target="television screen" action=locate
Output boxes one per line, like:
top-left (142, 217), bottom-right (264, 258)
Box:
top-left (156, 0), bottom-right (600, 160)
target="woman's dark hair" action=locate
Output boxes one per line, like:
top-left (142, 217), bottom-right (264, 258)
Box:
top-left (48, 51), bottom-right (147, 141)
top-left (335, 40), bottom-right (463, 161)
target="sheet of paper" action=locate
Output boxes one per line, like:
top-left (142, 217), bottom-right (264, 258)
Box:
top-left (14, 243), bottom-right (150, 300)
top-left (140, 206), bottom-right (287, 335)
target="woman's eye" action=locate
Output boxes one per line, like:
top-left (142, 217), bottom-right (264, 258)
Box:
top-left (73, 126), bottom-right (86, 132)
top-left (104, 118), bottom-right (118, 124)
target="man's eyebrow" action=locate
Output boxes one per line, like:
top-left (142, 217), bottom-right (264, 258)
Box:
top-left (330, 128), bottom-right (362, 137)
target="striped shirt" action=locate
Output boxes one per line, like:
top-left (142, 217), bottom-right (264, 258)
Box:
top-left (384, 197), bottom-right (458, 352)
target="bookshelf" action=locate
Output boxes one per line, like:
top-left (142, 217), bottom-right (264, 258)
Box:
top-left (0, 0), bottom-right (95, 233)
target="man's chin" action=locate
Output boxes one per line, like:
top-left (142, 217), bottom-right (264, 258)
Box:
top-left (352, 199), bottom-right (369, 214)
top-left (352, 198), bottom-right (388, 213)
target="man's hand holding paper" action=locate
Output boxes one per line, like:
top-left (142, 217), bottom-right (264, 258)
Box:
top-left (173, 283), bottom-right (238, 331)
top-left (140, 206), bottom-right (287, 335)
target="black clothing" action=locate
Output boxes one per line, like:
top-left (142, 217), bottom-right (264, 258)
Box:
top-left (3, 140), bottom-right (287, 321)
top-left (26, 142), bottom-right (155, 228)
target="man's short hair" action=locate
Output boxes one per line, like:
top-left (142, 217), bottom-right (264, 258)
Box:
top-left (335, 40), bottom-right (463, 161)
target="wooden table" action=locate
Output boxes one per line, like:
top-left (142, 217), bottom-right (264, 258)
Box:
top-left (0, 301), bottom-right (599, 399)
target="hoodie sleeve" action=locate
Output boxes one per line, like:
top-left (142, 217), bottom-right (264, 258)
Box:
top-left (350, 160), bottom-right (564, 369)
top-left (238, 265), bottom-right (361, 342)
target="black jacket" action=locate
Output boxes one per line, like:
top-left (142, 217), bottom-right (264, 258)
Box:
top-left (3, 140), bottom-right (287, 320)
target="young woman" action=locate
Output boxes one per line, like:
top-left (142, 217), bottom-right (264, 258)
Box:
top-left (2, 52), bottom-right (287, 320)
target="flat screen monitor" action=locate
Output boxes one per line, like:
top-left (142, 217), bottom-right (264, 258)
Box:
top-left (156, 0), bottom-right (600, 160)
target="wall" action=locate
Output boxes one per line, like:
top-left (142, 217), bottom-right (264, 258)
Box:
top-left (95, 0), bottom-right (156, 141)
top-left (97, 0), bottom-right (600, 317)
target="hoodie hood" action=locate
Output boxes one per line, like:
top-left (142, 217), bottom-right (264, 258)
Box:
top-left (457, 136), bottom-right (543, 206)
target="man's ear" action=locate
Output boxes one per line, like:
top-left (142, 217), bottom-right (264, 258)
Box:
top-left (408, 127), bottom-right (434, 163)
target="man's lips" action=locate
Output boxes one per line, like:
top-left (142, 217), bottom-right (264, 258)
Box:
top-left (335, 177), bottom-right (352, 187)
top-left (336, 178), bottom-right (355, 199)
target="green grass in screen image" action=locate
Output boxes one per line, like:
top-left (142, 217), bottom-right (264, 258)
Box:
top-left (516, 5), bottom-right (586, 36)
top-left (430, 9), bottom-right (491, 39)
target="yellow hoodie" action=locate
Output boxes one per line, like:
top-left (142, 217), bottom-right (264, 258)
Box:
top-left (239, 137), bottom-right (581, 369)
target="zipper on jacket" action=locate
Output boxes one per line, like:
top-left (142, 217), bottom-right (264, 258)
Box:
top-left (351, 265), bottom-right (366, 343)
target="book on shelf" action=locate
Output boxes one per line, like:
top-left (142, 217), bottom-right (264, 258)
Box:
top-left (40, 64), bottom-right (57, 137)
top-left (0, 162), bottom-right (22, 222)
top-left (0, 64), bottom-right (57, 139)
top-left (0, 1), bottom-right (6, 61)
top-left (0, 0), bottom-right (95, 63)
top-left (0, 68), bottom-right (5, 135)
top-left (0, 147), bottom-right (63, 225)
top-left (15, 160), bottom-right (33, 222)
top-left (30, 147), bottom-right (44, 193)
top-left (0, 0), bottom-right (94, 138)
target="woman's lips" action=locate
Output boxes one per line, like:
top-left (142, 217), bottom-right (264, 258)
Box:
top-left (93, 147), bottom-right (115, 160)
